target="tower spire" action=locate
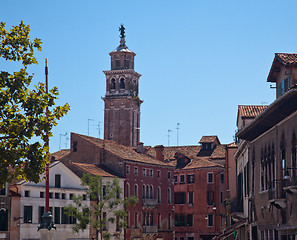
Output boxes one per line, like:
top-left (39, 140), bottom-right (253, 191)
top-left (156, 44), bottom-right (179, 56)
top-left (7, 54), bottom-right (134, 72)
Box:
top-left (118, 24), bottom-right (127, 49)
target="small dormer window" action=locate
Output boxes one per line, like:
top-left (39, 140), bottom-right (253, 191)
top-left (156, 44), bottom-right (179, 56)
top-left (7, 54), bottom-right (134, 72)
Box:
top-left (110, 78), bottom-right (116, 90)
top-left (120, 78), bottom-right (125, 89)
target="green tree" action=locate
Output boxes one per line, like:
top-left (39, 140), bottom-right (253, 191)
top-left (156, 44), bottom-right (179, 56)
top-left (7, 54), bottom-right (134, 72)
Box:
top-left (0, 21), bottom-right (70, 187)
top-left (64, 173), bottom-right (138, 240)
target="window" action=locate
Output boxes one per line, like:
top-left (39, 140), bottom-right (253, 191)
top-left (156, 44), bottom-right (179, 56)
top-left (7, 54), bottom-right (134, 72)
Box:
top-left (0, 187), bottom-right (6, 195)
top-left (55, 207), bottom-right (60, 224)
top-left (120, 78), bottom-right (125, 89)
top-left (174, 175), bottom-right (178, 184)
top-left (157, 170), bottom-right (161, 178)
top-left (25, 190), bottom-right (30, 197)
top-left (55, 193), bottom-right (60, 199)
top-left (40, 192), bottom-right (45, 198)
top-left (142, 185), bottom-right (145, 199)
top-left (55, 174), bottom-right (61, 188)
top-left (83, 194), bottom-right (87, 200)
top-left (61, 207), bottom-right (69, 224)
top-left (158, 213), bottom-right (161, 228)
top-left (134, 167), bottom-right (138, 175)
top-left (124, 59), bottom-right (130, 69)
top-left (207, 191), bottom-right (214, 205)
top-left (102, 212), bottom-right (107, 230)
top-left (110, 78), bottom-right (116, 89)
top-left (167, 188), bottom-right (172, 204)
top-left (61, 193), bottom-right (66, 199)
top-left (73, 141), bottom-right (77, 152)
top-left (0, 209), bottom-right (8, 231)
top-left (69, 193), bottom-right (74, 200)
top-left (187, 214), bottom-right (193, 226)
top-left (187, 238), bottom-right (194, 240)
top-left (168, 171), bottom-right (172, 179)
top-left (187, 174), bottom-right (195, 184)
top-left (134, 212), bottom-right (138, 228)
top-left (174, 215), bottom-right (186, 227)
top-left (220, 192), bottom-right (223, 203)
top-left (134, 184), bottom-right (138, 198)
top-left (220, 173), bottom-right (224, 183)
top-left (39, 206), bottom-right (45, 223)
top-left (24, 206), bottom-right (33, 223)
top-left (115, 60), bottom-right (120, 69)
top-left (146, 185), bottom-right (149, 199)
top-left (143, 168), bottom-right (146, 176)
top-left (149, 169), bottom-right (153, 177)
top-left (49, 192), bottom-right (53, 198)
top-left (168, 213), bottom-right (171, 229)
top-left (277, 77), bottom-right (290, 97)
top-left (174, 192), bottom-right (186, 204)
top-left (125, 183), bottom-right (130, 197)
top-left (149, 185), bottom-right (153, 199)
top-left (157, 187), bottom-right (161, 203)
top-left (188, 192), bottom-right (193, 205)
top-left (126, 165), bottom-right (130, 174)
top-left (116, 216), bottom-right (120, 231)
top-left (208, 214), bottom-right (213, 227)
top-left (180, 175), bottom-right (185, 184)
top-left (207, 172), bottom-right (213, 183)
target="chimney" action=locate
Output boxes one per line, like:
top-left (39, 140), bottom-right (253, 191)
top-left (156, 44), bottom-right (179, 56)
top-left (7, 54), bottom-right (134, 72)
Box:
top-left (136, 142), bottom-right (144, 153)
top-left (154, 145), bottom-right (165, 161)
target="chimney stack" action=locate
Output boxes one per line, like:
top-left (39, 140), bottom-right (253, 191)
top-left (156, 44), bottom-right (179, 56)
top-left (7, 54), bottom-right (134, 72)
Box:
top-left (155, 145), bottom-right (165, 161)
top-left (136, 142), bottom-right (144, 153)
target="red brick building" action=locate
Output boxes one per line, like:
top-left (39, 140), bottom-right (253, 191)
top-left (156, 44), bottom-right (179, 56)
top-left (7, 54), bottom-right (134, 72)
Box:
top-left (147, 136), bottom-right (237, 240)
top-left (69, 132), bottom-right (175, 240)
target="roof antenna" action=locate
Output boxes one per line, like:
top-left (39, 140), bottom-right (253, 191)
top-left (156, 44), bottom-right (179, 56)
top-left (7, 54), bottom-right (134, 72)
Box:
top-left (167, 129), bottom-right (173, 147)
top-left (88, 119), bottom-right (95, 136)
top-left (59, 133), bottom-right (67, 150)
top-left (176, 123), bottom-right (180, 146)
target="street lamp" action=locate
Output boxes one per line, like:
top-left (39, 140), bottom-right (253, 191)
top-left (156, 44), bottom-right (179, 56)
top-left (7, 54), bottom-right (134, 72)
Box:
top-left (38, 59), bottom-right (56, 239)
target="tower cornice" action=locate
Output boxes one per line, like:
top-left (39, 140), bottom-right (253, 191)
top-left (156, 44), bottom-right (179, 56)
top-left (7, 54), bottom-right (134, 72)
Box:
top-left (103, 69), bottom-right (141, 78)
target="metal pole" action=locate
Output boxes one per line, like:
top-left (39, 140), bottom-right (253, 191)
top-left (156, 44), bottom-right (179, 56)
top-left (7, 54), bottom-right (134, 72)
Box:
top-left (45, 58), bottom-right (49, 213)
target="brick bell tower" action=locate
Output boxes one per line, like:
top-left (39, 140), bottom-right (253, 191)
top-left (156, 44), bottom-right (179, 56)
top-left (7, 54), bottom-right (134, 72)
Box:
top-left (103, 25), bottom-right (142, 147)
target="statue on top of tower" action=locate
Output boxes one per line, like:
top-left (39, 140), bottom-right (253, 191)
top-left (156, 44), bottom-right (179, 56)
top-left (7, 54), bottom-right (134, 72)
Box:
top-left (119, 24), bottom-right (125, 39)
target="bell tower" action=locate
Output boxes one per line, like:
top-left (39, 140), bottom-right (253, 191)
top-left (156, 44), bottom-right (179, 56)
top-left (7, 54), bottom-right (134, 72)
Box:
top-left (103, 25), bottom-right (142, 147)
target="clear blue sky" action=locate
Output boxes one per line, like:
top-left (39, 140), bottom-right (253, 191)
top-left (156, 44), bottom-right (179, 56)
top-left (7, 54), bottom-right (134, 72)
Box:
top-left (2, 0), bottom-right (296, 153)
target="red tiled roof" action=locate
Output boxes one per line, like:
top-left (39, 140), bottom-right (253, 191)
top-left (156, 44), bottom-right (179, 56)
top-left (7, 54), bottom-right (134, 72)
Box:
top-left (51, 149), bottom-right (70, 161)
top-left (182, 157), bottom-right (224, 170)
top-left (238, 105), bottom-right (268, 118)
top-left (210, 145), bottom-right (226, 159)
top-left (199, 136), bottom-right (219, 144)
top-left (147, 145), bottom-right (201, 161)
top-left (73, 133), bottom-right (170, 167)
top-left (72, 162), bottom-right (116, 177)
top-left (276, 53), bottom-right (297, 66)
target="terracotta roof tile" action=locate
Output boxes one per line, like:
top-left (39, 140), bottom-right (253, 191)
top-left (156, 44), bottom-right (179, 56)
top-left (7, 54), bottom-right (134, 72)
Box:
top-left (238, 105), bottom-right (268, 118)
top-left (51, 149), bottom-right (70, 161)
top-left (182, 157), bottom-right (224, 170)
top-left (72, 162), bottom-right (116, 177)
top-left (73, 133), bottom-right (170, 167)
top-left (276, 53), bottom-right (297, 66)
top-left (147, 145), bottom-right (201, 161)
top-left (210, 145), bottom-right (226, 159)
top-left (199, 136), bottom-right (219, 143)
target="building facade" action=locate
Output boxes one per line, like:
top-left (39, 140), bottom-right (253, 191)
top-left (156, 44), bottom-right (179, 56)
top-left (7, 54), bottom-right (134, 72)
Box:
top-left (236, 53), bottom-right (297, 240)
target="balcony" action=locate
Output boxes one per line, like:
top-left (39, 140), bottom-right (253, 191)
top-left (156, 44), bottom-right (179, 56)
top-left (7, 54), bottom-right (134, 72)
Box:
top-left (268, 180), bottom-right (287, 209)
top-left (283, 177), bottom-right (297, 194)
top-left (142, 198), bottom-right (158, 207)
top-left (142, 225), bottom-right (158, 233)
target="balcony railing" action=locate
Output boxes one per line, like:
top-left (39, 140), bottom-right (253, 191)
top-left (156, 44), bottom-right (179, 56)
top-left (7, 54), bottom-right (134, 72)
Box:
top-left (142, 225), bottom-right (158, 233)
top-left (268, 180), bottom-right (286, 200)
top-left (142, 198), bottom-right (158, 207)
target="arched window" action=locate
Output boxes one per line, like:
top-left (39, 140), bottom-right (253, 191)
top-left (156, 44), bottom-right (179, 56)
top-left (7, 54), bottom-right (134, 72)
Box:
top-left (168, 213), bottom-right (171, 229)
top-left (149, 185), bottom-right (153, 199)
top-left (127, 211), bottom-right (130, 228)
top-left (142, 185), bottom-right (145, 199)
top-left (146, 185), bottom-right (149, 199)
top-left (167, 187), bottom-right (171, 204)
top-left (157, 187), bottom-right (161, 203)
top-left (110, 78), bottom-right (116, 90)
top-left (125, 183), bottom-right (130, 197)
top-left (120, 78), bottom-right (125, 89)
top-left (134, 184), bottom-right (138, 198)
top-left (134, 212), bottom-right (138, 228)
